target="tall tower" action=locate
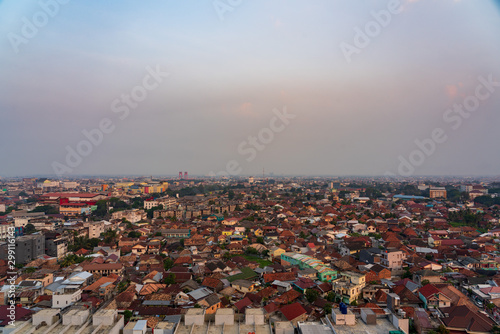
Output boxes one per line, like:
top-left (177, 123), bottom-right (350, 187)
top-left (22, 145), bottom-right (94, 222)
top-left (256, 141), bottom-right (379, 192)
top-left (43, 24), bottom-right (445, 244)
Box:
top-left (184, 172), bottom-right (188, 180)
top-left (179, 172), bottom-right (183, 179)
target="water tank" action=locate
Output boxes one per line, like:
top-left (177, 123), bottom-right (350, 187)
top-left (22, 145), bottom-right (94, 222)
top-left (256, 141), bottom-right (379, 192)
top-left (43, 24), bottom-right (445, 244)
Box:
top-left (339, 302), bottom-right (348, 314)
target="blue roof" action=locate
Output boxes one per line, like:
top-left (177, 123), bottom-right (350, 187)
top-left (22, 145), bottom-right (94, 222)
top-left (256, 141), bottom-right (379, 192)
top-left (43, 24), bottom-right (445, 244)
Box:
top-left (394, 195), bottom-right (426, 200)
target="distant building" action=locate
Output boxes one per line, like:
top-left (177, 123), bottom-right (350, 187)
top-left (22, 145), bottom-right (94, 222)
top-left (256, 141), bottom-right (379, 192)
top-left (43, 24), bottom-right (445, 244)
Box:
top-left (429, 187), bottom-right (446, 199)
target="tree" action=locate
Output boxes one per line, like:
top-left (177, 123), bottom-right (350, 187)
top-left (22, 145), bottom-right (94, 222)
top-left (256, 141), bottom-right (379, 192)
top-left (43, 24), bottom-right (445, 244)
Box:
top-left (163, 258), bottom-right (174, 270)
top-left (164, 273), bottom-right (176, 285)
top-left (246, 247), bottom-right (258, 255)
top-left (305, 289), bottom-right (319, 303)
top-left (30, 205), bottom-right (59, 214)
top-left (350, 300), bottom-right (358, 306)
top-left (123, 310), bottom-right (133, 322)
top-left (421, 280), bottom-right (430, 286)
top-left (93, 200), bottom-right (108, 217)
top-left (24, 223), bottom-right (36, 234)
top-left (324, 303), bottom-right (332, 314)
top-left (436, 324), bottom-right (449, 334)
top-left (103, 230), bottom-right (118, 244)
top-left (128, 231), bottom-right (141, 238)
top-left (402, 269), bottom-right (412, 279)
top-left (256, 237), bottom-right (264, 244)
top-left (326, 292), bottom-right (336, 302)
top-left (117, 280), bottom-right (130, 293)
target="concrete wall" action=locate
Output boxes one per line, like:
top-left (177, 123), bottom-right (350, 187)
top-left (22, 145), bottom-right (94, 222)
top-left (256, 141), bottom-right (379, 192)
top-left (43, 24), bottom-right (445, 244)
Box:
top-left (62, 309), bottom-right (89, 326)
top-left (245, 309), bottom-right (265, 325)
top-left (32, 309), bottom-right (60, 326)
top-left (332, 309), bottom-right (355, 326)
top-left (391, 313), bottom-right (409, 334)
top-left (93, 309), bottom-right (118, 327)
top-left (185, 311), bottom-right (204, 326)
top-left (214, 312), bottom-right (234, 326)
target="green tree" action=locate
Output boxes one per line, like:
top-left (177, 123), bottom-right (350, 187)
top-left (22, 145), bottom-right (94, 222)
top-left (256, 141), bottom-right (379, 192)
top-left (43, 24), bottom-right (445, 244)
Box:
top-left (164, 273), bottom-right (176, 285)
top-left (246, 247), bottom-right (258, 255)
top-left (24, 223), bottom-right (36, 234)
top-left (123, 310), bottom-right (133, 322)
top-left (436, 324), bottom-right (449, 334)
top-left (402, 269), bottom-right (412, 279)
top-left (324, 303), bottom-right (332, 314)
top-left (305, 289), bottom-right (319, 303)
top-left (163, 258), bottom-right (174, 270)
top-left (30, 205), bottom-right (59, 214)
top-left (117, 280), bottom-right (130, 293)
top-left (93, 200), bottom-right (108, 217)
top-left (128, 231), bottom-right (141, 238)
top-left (103, 230), bottom-right (117, 244)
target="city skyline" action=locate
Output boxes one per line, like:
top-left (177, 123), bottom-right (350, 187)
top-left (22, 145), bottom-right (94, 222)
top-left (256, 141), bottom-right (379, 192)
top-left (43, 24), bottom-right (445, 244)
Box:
top-left (1, 0), bottom-right (500, 177)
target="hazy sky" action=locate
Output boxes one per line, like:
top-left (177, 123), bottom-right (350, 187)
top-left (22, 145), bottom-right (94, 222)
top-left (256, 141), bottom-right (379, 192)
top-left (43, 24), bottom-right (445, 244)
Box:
top-left (1, 0), bottom-right (499, 177)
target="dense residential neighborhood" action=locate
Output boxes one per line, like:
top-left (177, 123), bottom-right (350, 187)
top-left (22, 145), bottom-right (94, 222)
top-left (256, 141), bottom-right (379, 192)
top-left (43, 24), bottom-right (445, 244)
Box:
top-left (1, 176), bottom-right (500, 334)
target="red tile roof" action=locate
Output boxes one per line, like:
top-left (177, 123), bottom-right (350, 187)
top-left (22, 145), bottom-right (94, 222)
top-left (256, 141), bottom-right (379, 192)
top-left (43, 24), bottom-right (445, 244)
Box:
top-left (280, 302), bottom-right (307, 321)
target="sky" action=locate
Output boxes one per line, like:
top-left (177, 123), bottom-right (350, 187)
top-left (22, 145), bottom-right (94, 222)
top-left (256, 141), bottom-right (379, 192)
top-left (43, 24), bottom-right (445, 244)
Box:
top-left (0, 0), bottom-right (500, 178)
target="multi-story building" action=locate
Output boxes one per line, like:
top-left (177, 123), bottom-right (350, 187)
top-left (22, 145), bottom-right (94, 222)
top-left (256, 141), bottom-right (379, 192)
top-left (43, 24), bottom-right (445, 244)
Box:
top-left (46, 236), bottom-right (68, 259)
top-left (381, 250), bottom-right (404, 270)
top-left (429, 187), bottom-right (447, 199)
top-left (60, 202), bottom-right (95, 216)
top-left (111, 209), bottom-right (145, 223)
top-left (331, 271), bottom-right (366, 303)
top-left (144, 197), bottom-right (177, 210)
top-left (162, 229), bottom-right (191, 238)
top-left (3, 233), bottom-right (46, 264)
top-left (88, 221), bottom-right (105, 239)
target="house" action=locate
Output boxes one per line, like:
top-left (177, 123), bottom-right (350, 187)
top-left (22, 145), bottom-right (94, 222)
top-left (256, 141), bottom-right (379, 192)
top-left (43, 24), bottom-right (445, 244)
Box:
top-left (293, 277), bottom-right (316, 293)
top-left (270, 246), bottom-right (286, 258)
top-left (201, 277), bottom-right (224, 292)
top-left (271, 280), bottom-right (292, 294)
top-left (132, 243), bottom-right (148, 255)
top-left (364, 264), bottom-right (391, 282)
top-left (279, 302), bottom-right (307, 326)
top-left (197, 294), bottom-right (221, 314)
top-left (413, 270), bottom-right (441, 285)
top-left (231, 279), bottom-right (257, 294)
top-left (440, 305), bottom-right (494, 333)
top-left (418, 284), bottom-right (452, 309)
